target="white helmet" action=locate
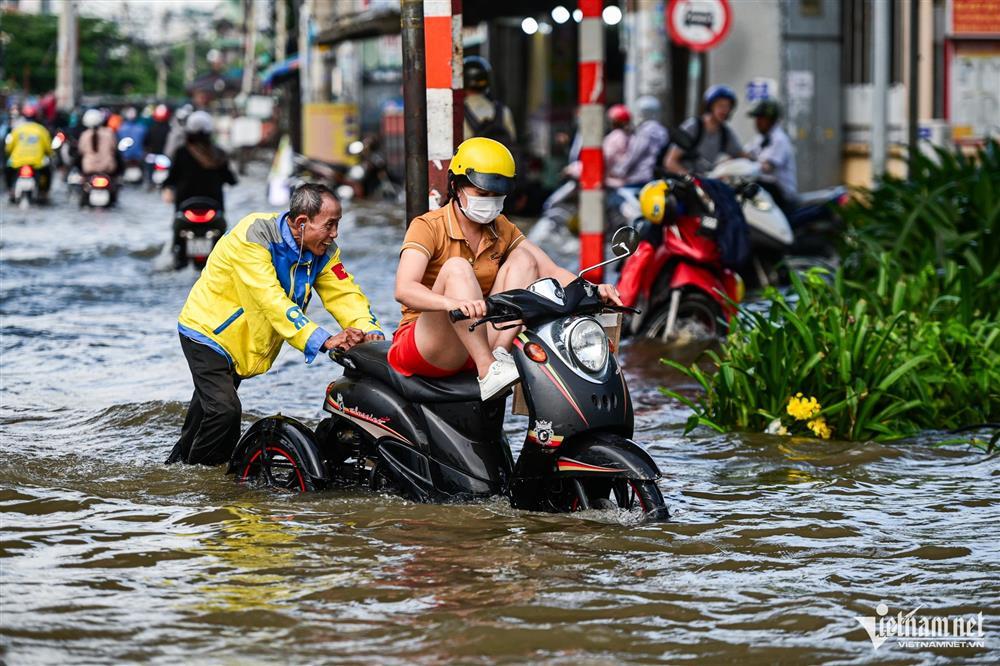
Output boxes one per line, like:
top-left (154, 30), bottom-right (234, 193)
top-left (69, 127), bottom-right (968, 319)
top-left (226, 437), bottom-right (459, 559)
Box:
top-left (185, 110), bottom-right (214, 135)
top-left (635, 95), bottom-right (662, 122)
top-left (82, 108), bottom-right (104, 128)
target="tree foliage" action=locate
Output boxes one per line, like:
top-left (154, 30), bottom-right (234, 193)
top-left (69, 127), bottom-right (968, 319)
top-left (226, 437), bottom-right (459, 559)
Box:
top-left (1, 12), bottom-right (171, 96)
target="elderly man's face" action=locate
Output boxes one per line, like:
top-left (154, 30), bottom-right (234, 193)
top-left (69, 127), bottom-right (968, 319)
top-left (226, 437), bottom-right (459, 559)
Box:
top-left (295, 195), bottom-right (342, 255)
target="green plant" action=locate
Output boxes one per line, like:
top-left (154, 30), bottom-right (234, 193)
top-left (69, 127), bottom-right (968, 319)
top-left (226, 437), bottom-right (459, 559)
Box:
top-left (841, 140), bottom-right (1000, 316)
top-left (664, 266), bottom-right (999, 442)
top-left (664, 142), bottom-right (1000, 444)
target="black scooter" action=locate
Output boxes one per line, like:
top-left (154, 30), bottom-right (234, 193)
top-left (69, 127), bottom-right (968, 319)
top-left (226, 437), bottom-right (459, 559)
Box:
top-left (172, 197), bottom-right (226, 270)
top-left (228, 228), bottom-right (669, 521)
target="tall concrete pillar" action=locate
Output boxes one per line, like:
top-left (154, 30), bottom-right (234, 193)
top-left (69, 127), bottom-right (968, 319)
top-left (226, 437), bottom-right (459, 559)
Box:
top-left (871, 0), bottom-right (890, 179)
top-left (56, 0), bottom-right (79, 111)
top-left (578, 0), bottom-right (606, 281)
top-left (423, 0), bottom-right (464, 204)
top-left (624, 0), bottom-right (668, 113)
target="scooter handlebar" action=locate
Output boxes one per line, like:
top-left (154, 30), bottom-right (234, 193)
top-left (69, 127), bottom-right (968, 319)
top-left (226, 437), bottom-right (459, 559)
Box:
top-left (448, 309), bottom-right (469, 323)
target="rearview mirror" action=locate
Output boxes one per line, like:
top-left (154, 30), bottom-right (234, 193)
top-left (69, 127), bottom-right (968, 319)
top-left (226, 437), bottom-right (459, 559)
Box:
top-left (611, 225), bottom-right (640, 257)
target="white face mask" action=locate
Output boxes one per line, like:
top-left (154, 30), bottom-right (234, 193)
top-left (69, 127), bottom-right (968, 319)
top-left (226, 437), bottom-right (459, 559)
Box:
top-left (460, 191), bottom-right (505, 225)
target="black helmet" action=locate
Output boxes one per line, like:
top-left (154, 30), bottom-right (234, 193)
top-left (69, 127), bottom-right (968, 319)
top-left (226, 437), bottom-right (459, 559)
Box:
top-left (748, 99), bottom-right (781, 121)
top-left (463, 55), bottom-right (492, 92)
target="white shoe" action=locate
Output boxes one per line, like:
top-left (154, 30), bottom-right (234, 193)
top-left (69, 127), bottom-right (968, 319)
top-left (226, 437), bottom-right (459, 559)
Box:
top-left (493, 346), bottom-right (515, 367)
top-left (478, 359), bottom-right (520, 401)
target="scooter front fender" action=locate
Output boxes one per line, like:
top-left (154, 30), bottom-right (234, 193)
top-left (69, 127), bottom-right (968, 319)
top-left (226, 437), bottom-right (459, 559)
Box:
top-left (226, 415), bottom-right (329, 484)
top-left (669, 262), bottom-right (729, 311)
top-left (556, 432), bottom-right (661, 481)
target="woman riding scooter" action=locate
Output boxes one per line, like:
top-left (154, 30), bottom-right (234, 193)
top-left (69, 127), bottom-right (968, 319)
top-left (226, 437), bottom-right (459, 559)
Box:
top-left (391, 137), bottom-right (623, 401)
top-left (163, 111), bottom-right (237, 209)
top-left (163, 111), bottom-right (237, 269)
top-left (77, 109), bottom-right (119, 178)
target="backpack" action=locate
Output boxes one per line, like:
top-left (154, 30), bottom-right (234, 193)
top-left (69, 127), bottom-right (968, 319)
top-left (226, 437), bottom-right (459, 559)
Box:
top-left (465, 99), bottom-right (514, 145)
top-left (681, 116), bottom-right (730, 163)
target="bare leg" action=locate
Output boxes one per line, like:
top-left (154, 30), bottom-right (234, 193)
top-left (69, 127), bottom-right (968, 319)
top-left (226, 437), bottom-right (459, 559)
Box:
top-left (413, 257), bottom-right (496, 377)
top-left (487, 246), bottom-right (540, 352)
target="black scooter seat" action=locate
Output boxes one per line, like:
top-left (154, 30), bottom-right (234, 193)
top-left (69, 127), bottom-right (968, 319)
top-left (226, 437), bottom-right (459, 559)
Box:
top-left (343, 341), bottom-right (481, 403)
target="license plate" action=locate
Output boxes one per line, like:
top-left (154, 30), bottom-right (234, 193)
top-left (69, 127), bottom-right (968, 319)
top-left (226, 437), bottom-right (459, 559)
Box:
top-left (15, 178), bottom-right (35, 196)
top-left (124, 166), bottom-right (143, 182)
top-left (89, 189), bottom-right (111, 206)
top-left (152, 170), bottom-right (168, 184)
top-left (186, 237), bottom-right (214, 257)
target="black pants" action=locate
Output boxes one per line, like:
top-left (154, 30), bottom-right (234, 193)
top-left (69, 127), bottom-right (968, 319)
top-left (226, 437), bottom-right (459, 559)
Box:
top-left (167, 334), bottom-right (242, 465)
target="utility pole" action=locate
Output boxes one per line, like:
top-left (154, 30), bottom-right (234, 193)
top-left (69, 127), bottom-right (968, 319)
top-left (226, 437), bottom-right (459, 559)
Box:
top-left (401, 0), bottom-right (429, 225)
top-left (578, 0), bottom-right (606, 281)
top-left (423, 0), bottom-right (463, 204)
top-left (275, 0), bottom-right (288, 63)
top-left (156, 51), bottom-right (169, 99)
top-left (907, 0), bottom-right (920, 164)
top-left (56, 0), bottom-right (79, 111)
top-left (241, 0), bottom-right (258, 97)
top-left (625, 0), bottom-right (668, 116)
top-left (871, 0), bottom-right (890, 180)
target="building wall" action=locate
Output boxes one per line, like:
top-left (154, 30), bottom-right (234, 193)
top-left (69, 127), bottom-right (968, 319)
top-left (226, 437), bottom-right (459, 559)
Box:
top-left (705, 0), bottom-right (783, 144)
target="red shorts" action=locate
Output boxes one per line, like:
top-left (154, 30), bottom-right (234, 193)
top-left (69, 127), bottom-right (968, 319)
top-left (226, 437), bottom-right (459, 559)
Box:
top-left (388, 321), bottom-right (476, 378)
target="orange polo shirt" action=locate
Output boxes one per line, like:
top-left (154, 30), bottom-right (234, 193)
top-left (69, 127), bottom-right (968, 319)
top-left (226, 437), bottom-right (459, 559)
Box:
top-left (398, 202), bottom-right (525, 326)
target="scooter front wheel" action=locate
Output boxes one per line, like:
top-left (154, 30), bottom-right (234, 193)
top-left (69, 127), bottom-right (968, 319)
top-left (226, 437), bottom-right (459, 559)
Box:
top-left (562, 478), bottom-right (669, 521)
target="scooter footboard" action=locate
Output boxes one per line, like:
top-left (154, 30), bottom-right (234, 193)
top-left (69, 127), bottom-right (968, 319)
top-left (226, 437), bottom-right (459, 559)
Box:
top-left (226, 415), bottom-right (328, 484)
top-left (556, 432), bottom-right (662, 481)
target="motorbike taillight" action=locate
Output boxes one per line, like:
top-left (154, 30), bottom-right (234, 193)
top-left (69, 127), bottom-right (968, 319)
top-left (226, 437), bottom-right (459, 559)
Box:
top-left (18, 166), bottom-right (34, 178)
top-left (184, 209), bottom-right (217, 223)
top-left (91, 176), bottom-right (110, 188)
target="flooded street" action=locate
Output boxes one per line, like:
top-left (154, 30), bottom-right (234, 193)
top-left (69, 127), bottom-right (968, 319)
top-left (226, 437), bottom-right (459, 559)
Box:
top-left (1, 170), bottom-right (997, 664)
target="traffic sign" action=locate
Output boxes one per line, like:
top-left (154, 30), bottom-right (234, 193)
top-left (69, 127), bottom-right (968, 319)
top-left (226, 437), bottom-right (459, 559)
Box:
top-left (667, 0), bottom-right (732, 52)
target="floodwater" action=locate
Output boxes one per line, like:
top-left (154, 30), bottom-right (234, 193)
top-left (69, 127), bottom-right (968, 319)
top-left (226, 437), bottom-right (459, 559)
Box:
top-left (1, 169), bottom-right (997, 664)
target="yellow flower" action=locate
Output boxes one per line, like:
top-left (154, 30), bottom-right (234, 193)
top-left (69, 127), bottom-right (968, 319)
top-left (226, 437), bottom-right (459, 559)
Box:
top-left (807, 417), bottom-right (832, 439)
top-left (786, 393), bottom-right (821, 420)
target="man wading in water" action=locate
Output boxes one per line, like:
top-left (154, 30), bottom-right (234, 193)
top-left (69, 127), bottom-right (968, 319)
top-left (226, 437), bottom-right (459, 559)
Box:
top-left (169, 184), bottom-right (384, 465)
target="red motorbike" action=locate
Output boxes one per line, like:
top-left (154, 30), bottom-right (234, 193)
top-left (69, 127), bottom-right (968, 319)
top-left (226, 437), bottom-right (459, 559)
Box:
top-left (617, 176), bottom-right (745, 341)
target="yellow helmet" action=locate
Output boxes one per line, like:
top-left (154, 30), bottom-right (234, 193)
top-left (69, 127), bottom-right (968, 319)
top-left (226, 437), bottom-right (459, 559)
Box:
top-left (449, 137), bottom-right (516, 195)
top-left (639, 179), bottom-right (671, 224)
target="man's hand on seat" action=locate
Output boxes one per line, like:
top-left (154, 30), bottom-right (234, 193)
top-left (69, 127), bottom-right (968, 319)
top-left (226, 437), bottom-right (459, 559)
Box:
top-left (324, 327), bottom-right (365, 351)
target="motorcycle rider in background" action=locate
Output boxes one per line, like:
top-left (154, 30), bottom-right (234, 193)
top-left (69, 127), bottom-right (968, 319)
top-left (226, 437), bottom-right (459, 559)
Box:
top-left (743, 99), bottom-right (797, 214)
top-left (163, 111), bottom-right (237, 212)
top-left (664, 85), bottom-right (746, 175)
top-left (117, 107), bottom-right (147, 170)
top-left (77, 108), bottom-right (120, 179)
top-left (144, 105), bottom-right (171, 157)
top-left (608, 96), bottom-right (669, 187)
top-left (563, 103), bottom-right (634, 185)
top-left (462, 56), bottom-right (517, 144)
top-left (164, 104), bottom-right (194, 159)
top-left (4, 102), bottom-right (53, 202)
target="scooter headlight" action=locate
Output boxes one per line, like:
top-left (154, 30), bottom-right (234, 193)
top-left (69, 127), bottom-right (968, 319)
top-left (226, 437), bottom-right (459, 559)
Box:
top-left (751, 194), bottom-right (773, 211)
top-left (567, 318), bottom-right (608, 373)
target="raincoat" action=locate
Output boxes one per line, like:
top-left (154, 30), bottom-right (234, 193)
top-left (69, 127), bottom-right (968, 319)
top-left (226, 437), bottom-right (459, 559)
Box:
top-left (178, 211), bottom-right (384, 378)
top-left (5, 121), bottom-right (52, 168)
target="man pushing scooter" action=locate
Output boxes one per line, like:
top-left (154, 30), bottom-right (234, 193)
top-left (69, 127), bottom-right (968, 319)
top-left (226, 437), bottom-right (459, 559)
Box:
top-left (169, 184), bottom-right (384, 465)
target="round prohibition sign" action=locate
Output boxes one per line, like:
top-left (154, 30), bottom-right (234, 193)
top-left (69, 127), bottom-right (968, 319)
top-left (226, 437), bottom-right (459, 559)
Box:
top-left (668, 0), bottom-right (732, 52)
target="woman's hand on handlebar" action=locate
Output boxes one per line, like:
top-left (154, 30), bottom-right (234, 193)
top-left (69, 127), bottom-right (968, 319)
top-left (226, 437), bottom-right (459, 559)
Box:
top-left (446, 298), bottom-right (487, 322)
top-left (597, 283), bottom-right (623, 306)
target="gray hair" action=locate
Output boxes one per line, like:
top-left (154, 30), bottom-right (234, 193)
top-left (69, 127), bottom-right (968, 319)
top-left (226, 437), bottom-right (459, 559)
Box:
top-left (289, 183), bottom-right (339, 219)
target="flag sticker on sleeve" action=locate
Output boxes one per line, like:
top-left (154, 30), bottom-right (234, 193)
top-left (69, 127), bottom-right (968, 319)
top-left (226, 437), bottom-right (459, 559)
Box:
top-left (331, 263), bottom-right (349, 280)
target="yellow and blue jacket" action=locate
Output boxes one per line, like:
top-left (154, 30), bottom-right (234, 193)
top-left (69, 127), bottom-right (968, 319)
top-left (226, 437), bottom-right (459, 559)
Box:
top-left (178, 211), bottom-right (383, 378)
top-left (5, 120), bottom-right (53, 168)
